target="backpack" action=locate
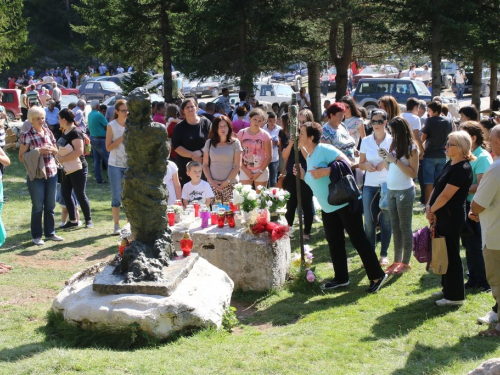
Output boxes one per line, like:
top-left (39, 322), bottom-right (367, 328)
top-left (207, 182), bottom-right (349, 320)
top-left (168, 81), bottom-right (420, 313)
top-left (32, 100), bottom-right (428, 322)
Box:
top-left (412, 226), bottom-right (432, 270)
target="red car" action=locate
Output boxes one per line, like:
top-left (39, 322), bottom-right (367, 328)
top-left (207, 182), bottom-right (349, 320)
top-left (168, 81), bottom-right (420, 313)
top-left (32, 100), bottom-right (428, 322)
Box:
top-left (35, 83), bottom-right (79, 97)
top-left (0, 89), bottom-right (21, 122)
top-left (353, 65), bottom-right (402, 87)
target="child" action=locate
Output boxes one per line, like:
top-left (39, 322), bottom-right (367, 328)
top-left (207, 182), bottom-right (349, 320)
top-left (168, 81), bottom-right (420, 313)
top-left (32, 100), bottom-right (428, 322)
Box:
top-left (181, 161), bottom-right (214, 207)
top-left (164, 160), bottom-right (182, 205)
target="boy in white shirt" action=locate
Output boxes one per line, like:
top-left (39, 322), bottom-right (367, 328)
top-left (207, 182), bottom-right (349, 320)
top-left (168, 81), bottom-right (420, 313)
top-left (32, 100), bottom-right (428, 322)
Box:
top-left (181, 161), bottom-right (214, 207)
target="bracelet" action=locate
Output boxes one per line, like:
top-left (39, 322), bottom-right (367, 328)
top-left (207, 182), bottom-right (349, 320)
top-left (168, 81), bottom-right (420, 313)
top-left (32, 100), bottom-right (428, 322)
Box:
top-left (226, 179), bottom-right (230, 183)
top-left (258, 169), bottom-right (262, 173)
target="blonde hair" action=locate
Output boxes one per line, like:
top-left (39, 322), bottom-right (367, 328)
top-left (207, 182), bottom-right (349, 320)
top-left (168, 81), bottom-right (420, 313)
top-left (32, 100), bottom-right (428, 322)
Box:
top-left (448, 130), bottom-right (476, 161)
top-left (27, 106), bottom-right (45, 123)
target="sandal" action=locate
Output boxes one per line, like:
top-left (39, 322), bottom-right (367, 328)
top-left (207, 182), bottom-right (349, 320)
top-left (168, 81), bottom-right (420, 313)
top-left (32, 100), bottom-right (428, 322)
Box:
top-left (0, 262), bottom-right (13, 270)
top-left (479, 328), bottom-right (500, 337)
top-left (385, 263), bottom-right (400, 275)
top-left (392, 263), bottom-right (411, 275)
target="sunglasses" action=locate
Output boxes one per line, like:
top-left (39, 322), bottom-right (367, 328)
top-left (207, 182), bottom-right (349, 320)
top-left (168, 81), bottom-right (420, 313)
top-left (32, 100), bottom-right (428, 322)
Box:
top-left (371, 120), bottom-right (385, 125)
top-left (445, 143), bottom-right (457, 147)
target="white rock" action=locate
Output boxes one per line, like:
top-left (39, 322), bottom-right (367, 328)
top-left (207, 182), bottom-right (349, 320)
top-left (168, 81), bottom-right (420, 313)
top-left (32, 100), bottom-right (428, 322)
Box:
top-left (52, 258), bottom-right (234, 339)
top-left (468, 358), bottom-right (500, 375)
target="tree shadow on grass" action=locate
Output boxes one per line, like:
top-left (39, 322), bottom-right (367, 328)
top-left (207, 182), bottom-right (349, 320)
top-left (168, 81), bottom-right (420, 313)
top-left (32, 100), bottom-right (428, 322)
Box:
top-left (362, 297), bottom-right (458, 341)
top-left (390, 338), bottom-right (499, 375)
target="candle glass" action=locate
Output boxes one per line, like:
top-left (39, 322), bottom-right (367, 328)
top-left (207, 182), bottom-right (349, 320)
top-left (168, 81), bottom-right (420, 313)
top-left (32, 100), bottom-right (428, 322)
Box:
top-left (217, 209), bottom-right (226, 228)
top-left (200, 208), bottom-right (210, 228)
top-left (175, 199), bottom-right (182, 207)
top-left (210, 211), bottom-right (218, 225)
top-left (167, 209), bottom-right (175, 227)
top-left (193, 201), bottom-right (201, 217)
top-left (226, 210), bottom-right (235, 228)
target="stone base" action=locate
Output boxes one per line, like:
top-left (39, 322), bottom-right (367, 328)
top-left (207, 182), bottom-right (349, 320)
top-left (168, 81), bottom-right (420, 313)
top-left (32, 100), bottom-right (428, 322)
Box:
top-left (468, 358), bottom-right (500, 375)
top-left (52, 257), bottom-right (234, 339)
top-left (93, 254), bottom-right (199, 296)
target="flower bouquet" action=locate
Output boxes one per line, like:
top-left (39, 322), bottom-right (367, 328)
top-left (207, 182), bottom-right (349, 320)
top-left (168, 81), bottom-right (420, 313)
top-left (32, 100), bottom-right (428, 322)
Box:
top-left (289, 245), bottom-right (321, 292)
top-left (167, 205), bottom-right (184, 223)
top-left (257, 187), bottom-right (290, 213)
top-left (232, 183), bottom-right (259, 213)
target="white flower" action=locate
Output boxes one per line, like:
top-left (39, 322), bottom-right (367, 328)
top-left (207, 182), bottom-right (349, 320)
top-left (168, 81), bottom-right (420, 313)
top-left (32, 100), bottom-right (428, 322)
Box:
top-left (233, 194), bottom-right (244, 204)
top-left (278, 196), bottom-right (284, 201)
top-left (266, 201), bottom-right (272, 207)
top-left (247, 191), bottom-right (257, 201)
top-left (234, 183), bottom-right (243, 190)
top-left (242, 185), bottom-right (252, 193)
top-left (256, 185), bottom-right (265, 192)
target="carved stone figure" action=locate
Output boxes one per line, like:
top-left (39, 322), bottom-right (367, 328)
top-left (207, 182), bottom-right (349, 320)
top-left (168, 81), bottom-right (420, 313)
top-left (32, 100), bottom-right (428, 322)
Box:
top-left (116, 87), bottom-right (173, 282)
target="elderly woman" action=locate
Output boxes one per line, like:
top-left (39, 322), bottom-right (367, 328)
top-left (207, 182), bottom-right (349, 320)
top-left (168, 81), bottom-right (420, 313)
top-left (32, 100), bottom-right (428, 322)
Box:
top-left (426, 130), bottom-right (474, 306)
top-left (297, 121), bottom-right (388, 293)
top-left (106, 99), bottom-right (128, 235)
top-left (202, 116), bottom-right (242, 204)
top-left (459, 122), bottom-right (493, 291)
top-left (321, 102), bottom-right (356, 163)
top-left (172, 98), bottom-right (211, 185)
top-left (19, 107), bottom-right (64, 245)
top-left (57, 109), bottom-right (93, 229)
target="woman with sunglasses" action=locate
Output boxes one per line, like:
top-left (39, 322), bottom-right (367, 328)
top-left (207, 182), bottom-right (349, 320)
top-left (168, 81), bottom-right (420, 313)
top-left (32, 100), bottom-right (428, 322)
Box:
top-left (380, 117), bottom-right (419, 275)
top-left (359, 109), bottom-right (393, 266)
top-left (426, 130), bottom-right (474, 306)
top-left (106, 99), bottom-right (128, 235)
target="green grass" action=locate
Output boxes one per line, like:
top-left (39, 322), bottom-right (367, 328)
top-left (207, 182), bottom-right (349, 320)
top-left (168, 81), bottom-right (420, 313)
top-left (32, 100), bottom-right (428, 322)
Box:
top-left (0, 150), bottom-right (498, 375)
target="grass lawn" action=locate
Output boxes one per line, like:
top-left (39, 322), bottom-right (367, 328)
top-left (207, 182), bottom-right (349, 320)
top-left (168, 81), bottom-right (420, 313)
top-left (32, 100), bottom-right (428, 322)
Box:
top-left (0, 150), bottom-right (498, 375)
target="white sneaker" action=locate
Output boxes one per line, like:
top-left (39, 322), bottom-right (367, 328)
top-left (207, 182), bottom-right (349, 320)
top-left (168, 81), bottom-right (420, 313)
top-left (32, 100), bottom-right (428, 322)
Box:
top-left (432, 291), bottom-right (444, 297)
top-left (313, 215), bottom-right (322, 223)
top-left (113, 224), bottom-right (121, 235)
top-left (477, 310), bottom-right (499, 325)
top-left (32, 238), bottom-right (45, 245)
top-left (436, 298), bottom-right (464, 306)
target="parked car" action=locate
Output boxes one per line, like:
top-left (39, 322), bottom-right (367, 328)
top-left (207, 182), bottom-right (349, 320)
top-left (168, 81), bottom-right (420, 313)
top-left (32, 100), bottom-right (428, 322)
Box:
top-left (254, 82), bottom-right (295, 104)
top-left (400, 67), bottom-right (452, 89)
top-left (353, 65), bottom-right (402, 87)
top-left (452, 69), bottom-right (500, 97)
top-left (35, 82), bottom-right (79, 96)
top-left (87, 73), bottom-right (130, 88)
top-left (102, 93), bottom-right (164, 108)
top-left (211, 93), bottom-right (240, 110)
top-left (353, 78), bottom-right (432, 112)
top-left (270, 62), bottom-right (308, 91)
top-left (0, 88), bottom-right (21, 121)
top-left (328, 66), bottom-right (337, 89)
top-left (191, 76), bottom-right (237, 98)
top-left (78, 81), bottom-right (123, 102)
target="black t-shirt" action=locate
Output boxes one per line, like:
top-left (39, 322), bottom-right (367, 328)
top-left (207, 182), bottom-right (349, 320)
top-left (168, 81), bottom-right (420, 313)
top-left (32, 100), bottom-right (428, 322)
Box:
top-left (279, 129), bottom-right (289, 150)
top-left (57, 126), bottom-right (88, 169)
top-left (172, 117), bottom-right (211, 184)
top-left (286, 146), bottom-right (307, 175)
top-left (429, 160), bottom-right (472, 212)
top-left (201, 113), bottom-right (215, 122)
top-left (422, 116), bottom-right (453, 158)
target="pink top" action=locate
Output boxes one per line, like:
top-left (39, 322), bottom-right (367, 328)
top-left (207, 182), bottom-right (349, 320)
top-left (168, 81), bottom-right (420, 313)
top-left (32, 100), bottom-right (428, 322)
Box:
top-left (232, 120), bottom-right (250, 134)
top-left (153, 113), bottom-right (167, 125)
top-left (237, 128), bottom-right (271, 171)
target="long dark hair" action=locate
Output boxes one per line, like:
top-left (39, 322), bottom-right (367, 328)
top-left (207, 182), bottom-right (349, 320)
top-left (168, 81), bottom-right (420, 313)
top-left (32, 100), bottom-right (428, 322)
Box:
top-left (340, 95), bottom-right (362, 118)
top-left (58, 108), bottom-right (75, 124)
top-left (208, 116), bottom-right (235, 147)
top-left (388, 116), bottom-right (415, 159)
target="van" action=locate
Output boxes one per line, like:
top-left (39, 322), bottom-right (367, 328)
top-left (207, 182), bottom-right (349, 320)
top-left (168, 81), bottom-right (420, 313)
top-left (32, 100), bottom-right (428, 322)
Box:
top-left (0, 89), bottom-right (22, 121)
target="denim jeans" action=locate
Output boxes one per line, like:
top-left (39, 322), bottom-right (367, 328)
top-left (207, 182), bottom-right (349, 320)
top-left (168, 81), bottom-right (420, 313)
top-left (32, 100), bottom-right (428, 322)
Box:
top-left (108, 165), bottom-right (126, 207)
top-left (362, 185), bottom-right (392, 257)
top-left (321, 81), bottom-right (329, 96)
top-left (422, 157), bottom-right (446, 185)
top-left (387, 187), bottom-right (415, 264)
top-left (267, 160), bottom-right (279, 187)
top-left (26, 175), bottom-right (57, 239)
top-left (90, 136), bottom-right (109, 183)
top-left (456, 83), bottom-right (465, 99)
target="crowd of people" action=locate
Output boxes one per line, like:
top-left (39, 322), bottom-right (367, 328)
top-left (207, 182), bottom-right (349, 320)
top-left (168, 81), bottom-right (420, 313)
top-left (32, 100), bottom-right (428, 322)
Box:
top-left (2, 85), bottom-right (500, 336)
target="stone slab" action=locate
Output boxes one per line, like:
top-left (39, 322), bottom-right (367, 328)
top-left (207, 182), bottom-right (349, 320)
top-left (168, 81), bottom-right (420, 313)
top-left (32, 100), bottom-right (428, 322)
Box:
top-left (170, 220), bottom-right (291, 291)
top-left (53, 257), bottom-right (234, 339)
top-left (93, 254), bottom-right (199, 296)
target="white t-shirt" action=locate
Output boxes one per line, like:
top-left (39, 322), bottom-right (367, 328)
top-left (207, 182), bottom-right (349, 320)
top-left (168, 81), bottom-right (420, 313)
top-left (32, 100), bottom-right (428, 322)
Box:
top-left (474, 158), bottom-right (500, 250)
top-left (387, 144), bottom-right (417, 190)
top-left (409, 69), bottom-right (416, 80)
top-left (163, 161), bottom-right (179, 205)
top-left (421, 70), bottom-right (431, 81)
top-left (299, 93), bottom-right (310, 108)
top-left (263, 124), bottom-right (282, 162)
top-left (401, 112), bottom-right (421, 132)
top-left (359, 133), bottom-right (393, 187)
top-left (455, 72), bottom-right (466, 84)
top-left (108, 120), bottom-right (127, 168)
top-left (181, 180), bottom-right (214, 204)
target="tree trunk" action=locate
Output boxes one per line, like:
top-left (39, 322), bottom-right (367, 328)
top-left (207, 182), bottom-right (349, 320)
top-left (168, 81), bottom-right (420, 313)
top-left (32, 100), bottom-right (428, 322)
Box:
top-left (307, 61), bottom-right (322, 121)
top-left (329, 15), bottom-right (352, 102)
top-left (490, 61), bottom-right (498, 110)
top-left (237, 4), bottom-right (254, 98)
top-left (160, 4), bottom-right (173, 102)
top-left (471, 53), bottom-right (482, 110)
top-left (430, 1), bottom-right (442, 97)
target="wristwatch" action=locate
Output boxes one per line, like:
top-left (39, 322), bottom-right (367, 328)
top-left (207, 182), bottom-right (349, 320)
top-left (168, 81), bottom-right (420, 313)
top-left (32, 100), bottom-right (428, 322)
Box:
top-left (226, 179), bottom-right (230, 183)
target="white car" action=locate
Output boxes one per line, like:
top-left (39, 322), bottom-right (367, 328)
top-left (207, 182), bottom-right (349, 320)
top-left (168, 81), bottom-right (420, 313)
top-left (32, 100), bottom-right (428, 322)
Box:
top-left (254, 82), bottom-right (296, 104)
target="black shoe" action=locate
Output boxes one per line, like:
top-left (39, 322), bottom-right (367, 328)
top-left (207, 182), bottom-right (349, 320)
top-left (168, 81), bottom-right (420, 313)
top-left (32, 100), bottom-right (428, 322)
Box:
top-left (97, 180), bottom-right (108, 184)
top-left (478, 285), bottom-right (492, 293)
top-left (60, 221), bottom-right (79, 229)
top-left (321, 279), bottom-right (350, 290)
top-left (464, 281), bottom-right (476, 289)
top-left (85, 221), bottom-right (94, 228)
top-left (368, 274), bottom-right (389, 293)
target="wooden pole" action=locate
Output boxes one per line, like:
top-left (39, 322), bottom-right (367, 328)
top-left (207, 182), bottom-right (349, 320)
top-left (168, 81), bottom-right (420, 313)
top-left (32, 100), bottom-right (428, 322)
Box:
top-left (289, 101), bottom-right (304, 265)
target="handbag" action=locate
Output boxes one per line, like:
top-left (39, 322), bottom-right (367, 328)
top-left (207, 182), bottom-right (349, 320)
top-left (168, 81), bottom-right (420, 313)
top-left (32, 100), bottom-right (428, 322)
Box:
top-left (54, 157), bottom-right (66, 184)
top-left (328, 162), bottom-right (361, 206)
top-left (430, 224), bottom-right (448, 275)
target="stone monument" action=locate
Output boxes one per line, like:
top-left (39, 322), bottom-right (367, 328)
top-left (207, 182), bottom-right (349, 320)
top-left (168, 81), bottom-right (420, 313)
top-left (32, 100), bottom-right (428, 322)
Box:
top-left (52, 88), bottom-right (234, 338)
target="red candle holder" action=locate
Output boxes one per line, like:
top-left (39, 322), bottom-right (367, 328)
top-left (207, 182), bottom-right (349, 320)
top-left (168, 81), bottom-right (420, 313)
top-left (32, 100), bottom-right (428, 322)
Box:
top-left (167, 210), bottom-right (175, 226)
top-left (217, 212), bottom-right (226, 228)
top-left (180, 231), bottom-right (193, 256)
top-left (210, 211), bottom-right (218, 225)
top-left (193, 201), bottom-right (200, 217)
top-left (175, 199), bottom-right (182, 207)
top-left (226, 210), bottom-right (235, 228)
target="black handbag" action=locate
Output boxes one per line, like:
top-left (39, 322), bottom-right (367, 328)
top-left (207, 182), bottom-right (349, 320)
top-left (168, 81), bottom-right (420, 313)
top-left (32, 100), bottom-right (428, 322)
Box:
top-left (54, 157), bottom-right (66, 184)
top-left (328, 162), bottom-right (361, 206)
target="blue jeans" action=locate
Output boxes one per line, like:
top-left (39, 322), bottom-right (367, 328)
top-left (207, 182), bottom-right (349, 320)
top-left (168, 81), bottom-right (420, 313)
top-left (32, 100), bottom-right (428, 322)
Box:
top-left (90, 136), bottom-right (109, 183)
top-left (267, 160), bottom-right (279, 187)
top-left (422, 157), bottom-right (446, 185)
top-left (456, 83), bottom-right (465, 99)
top-left (321, 81), bottom-right (329, 96)
top-left (108, 165), bottom-right (126, 207)
top-left (362, 185), bottom-right (392, 257)
top-left (27, 175), bottom-right (57, 239)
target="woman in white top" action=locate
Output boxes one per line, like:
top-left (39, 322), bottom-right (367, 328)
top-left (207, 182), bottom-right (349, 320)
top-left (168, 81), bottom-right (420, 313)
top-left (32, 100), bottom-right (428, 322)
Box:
top-left (106, 99), bottom-right (128, 235)
top-left (163, 160), bottom-right (181, 205)
top-left (380, 117), bottom-right (419, 275)
top-left (421, 64), bottom-right (431, 86)
top-left (359, 109), bottom-right (393, 266)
